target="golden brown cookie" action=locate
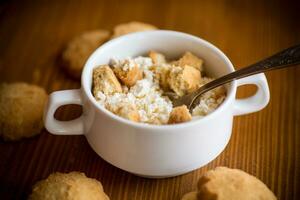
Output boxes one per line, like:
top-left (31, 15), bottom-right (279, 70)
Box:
top-left (168, 105), bottom-right (192, 124)
top-left (29, 172), bottom-right (110, 200)
top-left (0, 82), bottom-right (47, 141)
top-left (93, 65), bottom-right (122, 98)
top-left (168, 65), bottom-right (201, 96)
top-left (181, 191), bottom-right (199, 200)
top-left (198, 167), bottom-right (277, 200)
top-left (112, 21), bottom-right (157, 38)
top-left (62, 30), bottom-right (110, 79)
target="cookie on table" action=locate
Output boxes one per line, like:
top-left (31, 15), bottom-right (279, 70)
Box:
top-left (197, 167), bottom-right (277, 200)
top-left (62, 30), bottom-right (110, 79)
top-left (0, 82), bottom-right (47, 141)
top-left (29, 172), bottom-right (110, 200)
top-left (112, 21), bottom-right (157, 38)
top-left (181, 191), bottom-right (198, 200)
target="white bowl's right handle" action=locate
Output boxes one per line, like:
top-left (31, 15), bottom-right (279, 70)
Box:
top-left (233, 73), bottom-right (270, 116)
top-left (44, 89), bottom-right (84, 135)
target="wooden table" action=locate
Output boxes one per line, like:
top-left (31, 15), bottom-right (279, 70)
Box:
top-left (0, 0), bottom-right (299, 199)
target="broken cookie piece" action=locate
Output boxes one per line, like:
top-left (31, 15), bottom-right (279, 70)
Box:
top-left (117, 104), bottom-right (140, 122)
top-left (168, 105), bottom-right (192, 124)
top-left (93, 65), bottom-right (122, 98)
top-left (149, 51), bottom-right (166, 65)
top-left (114, 66), bottom-right (143, 87)
top-left (168, 65), bottom-right (201, 96)
top-left (173, 52), bottom-right (203, 71)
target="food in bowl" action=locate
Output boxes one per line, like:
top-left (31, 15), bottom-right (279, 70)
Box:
top-left (92, 51), bottom-right (226, 125)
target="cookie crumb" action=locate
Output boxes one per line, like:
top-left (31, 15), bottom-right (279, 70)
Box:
top-left (173, 52), bottom-right (203, 71)
top-left (168, 65), bottom-right (201, 96)
top-left (149, 51), bottom-right (166, 65)
top-left (117, 104), bottom-right (140, 122)
top-left (114, 66), bottom-right (143, 87)
top-left (168, 105), bottom-right (192, 124)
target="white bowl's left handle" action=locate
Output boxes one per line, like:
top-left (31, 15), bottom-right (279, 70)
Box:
top-left (233, 73), bottom-right (270, 116)
top-left (44, 89), bottom-right (84, 135)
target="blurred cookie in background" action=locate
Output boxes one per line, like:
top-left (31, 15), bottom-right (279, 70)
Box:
top-left (0, 82), bottom-right (47, 141)
top-left (112, 21), bottom-right (157, 38)
top-left (181, 191), bottom-right (198, 200)
top-left (29, 172), bottom-right (110, 200)
top-left (62, 30), bottom-right (110, 80)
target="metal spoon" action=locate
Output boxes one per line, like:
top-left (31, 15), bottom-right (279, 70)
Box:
top-left (164, 44), bottom-right (300, 112)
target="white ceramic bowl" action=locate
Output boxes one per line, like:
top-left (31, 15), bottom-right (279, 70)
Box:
top-left (44, 31), bottom-right (270, 178)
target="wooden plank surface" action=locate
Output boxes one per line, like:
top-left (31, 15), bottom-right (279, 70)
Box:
top-left (0, 0), bottom-right (299, 199)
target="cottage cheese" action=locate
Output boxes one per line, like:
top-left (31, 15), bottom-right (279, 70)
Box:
top-left (94, 54), bottom-right (226, 125)
top-left (96, 57), bottom-right (173, 124)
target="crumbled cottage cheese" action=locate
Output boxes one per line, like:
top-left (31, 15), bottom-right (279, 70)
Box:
top-left (93, 53), bottom-right (226, 125)
top-left (96, 57), bottom-right (173, 124)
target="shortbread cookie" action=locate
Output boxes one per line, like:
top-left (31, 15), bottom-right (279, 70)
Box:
top-left (149, 51), bottom-right (166, 65)
top-left (198, 167), bottom-right (277, 200)
top-left (29, 172), bottom-right (109, 200)
top-left (113, 66), bottom-right (143, 87)
top-left (168, 65), bottom-right (201, 96)
top-left (112, 21), bottom-right (157, 38)
top-left (181, 191), bottom-right (198, 200)
top-left (0, 82), bottom-right (47, 141)
top-left (62, 30), bottom-right (110, 79)
top-left (168, 105), bottom-right (192, 124)
top-left (93, 65), bottom-right (122, 97)
top-left (173, 52), bottom-right (203, 71)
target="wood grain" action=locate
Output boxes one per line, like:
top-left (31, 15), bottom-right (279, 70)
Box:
top-left (0, 0), bottom-right (299, 199)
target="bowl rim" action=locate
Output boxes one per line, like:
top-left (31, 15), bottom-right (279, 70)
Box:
top-left (82, 30), bottom-right (237, 130)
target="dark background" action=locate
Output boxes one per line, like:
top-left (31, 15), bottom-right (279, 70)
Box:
top-left (0, 0), bottom-right (299, 199)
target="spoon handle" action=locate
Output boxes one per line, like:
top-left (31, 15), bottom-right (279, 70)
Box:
top-left (190, 44), bottom-right (300, 108)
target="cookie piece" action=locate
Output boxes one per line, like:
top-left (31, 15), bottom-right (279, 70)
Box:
top-left (173, 52), bottom-right (203, 71)
top-left (168, 65), bottom-right (201, 96)
top-left (149, 51), bottom-right (166, 65)
top-left (113, 66), bottom-right (143, 87)
top-left (181, 191), bottom-right (198, 200)
top-left (93, 65), bottom-right (122, 98)
top-left (29, 172), bottom-right (109, 200)
top-left (0, 83), bottom-right (47, 141)
top-left (168, 105), bottom-right (192, 124)
top-left (112, 21), bottom-right (157, 38)
top-left (117, 104), bottom-right (140, 122)
top-left (198, 167), bottom-right (277, 200)
top-left (62, 30), bottom-right (110, 79)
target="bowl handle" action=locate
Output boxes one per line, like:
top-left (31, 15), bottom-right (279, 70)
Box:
top-left (233, 73), bottom-right (270, 116)
top-left (44, 89), bottom-right (84, 135)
